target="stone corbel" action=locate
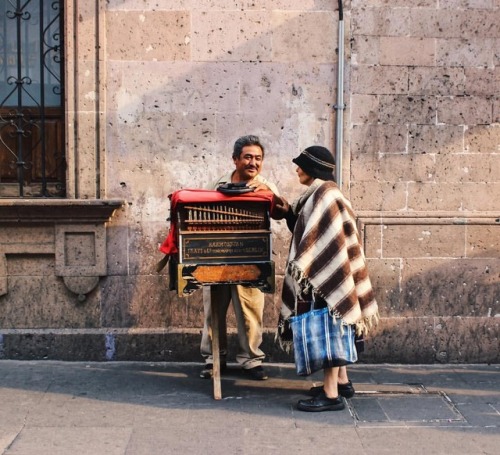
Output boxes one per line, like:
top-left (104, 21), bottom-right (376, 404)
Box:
top-left (55, 224), bottom-right (107, 301)
top-left (0, 199), bottom-right (123, 300)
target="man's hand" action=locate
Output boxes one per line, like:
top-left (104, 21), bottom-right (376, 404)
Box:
top-left (247, 180), bottom-right (272, 193)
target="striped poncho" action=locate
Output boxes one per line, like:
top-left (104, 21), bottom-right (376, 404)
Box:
top-left (278, 179), bottom-right (379, 349)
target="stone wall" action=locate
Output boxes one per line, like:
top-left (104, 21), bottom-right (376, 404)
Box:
top-left (0, 0), bottom-right (498, 363)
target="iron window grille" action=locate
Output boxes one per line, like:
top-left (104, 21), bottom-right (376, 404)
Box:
top-left (0, 0), bottom-right (65, 198)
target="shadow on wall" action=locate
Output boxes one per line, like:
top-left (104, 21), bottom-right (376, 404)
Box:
top-left (103, 7), bottom-right (341, 334)
top-left (367, 254), bottom-right (500, 364)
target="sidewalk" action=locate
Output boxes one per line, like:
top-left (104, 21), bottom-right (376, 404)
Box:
top-left (0, 361), bottom-right (498, 455)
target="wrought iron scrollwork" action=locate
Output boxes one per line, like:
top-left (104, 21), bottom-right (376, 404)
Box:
top-left (0, 0), bottom-right (65, 197)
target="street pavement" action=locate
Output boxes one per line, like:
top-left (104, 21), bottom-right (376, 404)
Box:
top-left (0, 360), bottom-right (499, 454)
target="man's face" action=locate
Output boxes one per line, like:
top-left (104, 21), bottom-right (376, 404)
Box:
top-left (233, 145), bottom-right (263, 182)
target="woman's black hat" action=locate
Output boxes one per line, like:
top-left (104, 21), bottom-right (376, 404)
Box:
top-left (292, 146), bottom-right (335, 181)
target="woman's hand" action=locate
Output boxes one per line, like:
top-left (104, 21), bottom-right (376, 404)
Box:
top-left (271, 195), bottom-right (290, 220)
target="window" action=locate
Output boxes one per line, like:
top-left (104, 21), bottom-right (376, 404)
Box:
top-left (0, 0), bottom-right (65, 198)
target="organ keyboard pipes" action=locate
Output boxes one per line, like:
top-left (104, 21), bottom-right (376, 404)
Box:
top-left (159, 187), bottom-right (275, 297)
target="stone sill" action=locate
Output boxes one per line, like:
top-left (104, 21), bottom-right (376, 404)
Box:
top-left (0, 199), bottom-right (124, 224)
top-left (358, 211), bottom-right (500, 225)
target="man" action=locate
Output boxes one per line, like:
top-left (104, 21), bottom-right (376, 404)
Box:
top-left (200, 135), bottom-right (279, 380)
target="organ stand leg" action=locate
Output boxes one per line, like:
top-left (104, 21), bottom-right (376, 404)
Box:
top-left (210, 285), bottom-right (222, 400)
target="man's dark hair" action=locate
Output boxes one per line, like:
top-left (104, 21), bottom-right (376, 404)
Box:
top-left (232, 135), bottom-right (265, 159)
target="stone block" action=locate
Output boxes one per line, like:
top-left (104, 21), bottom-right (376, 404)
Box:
top-left (110, 330), bottom-right (294, 363)
top-left (352, 65), bottom-right (408, 95)
top-left (209, 113), bottom-right (302, 178)
top-left (105, 114), bottom-right (220, 191)
top-left (352, 6), bottom-right (410, 36)
top-left (106, 225), bottom-right (129, 276)
top-left (296, 111), bottom-right (335, 151)
top-left (107, 61), bottom-right (240, 117)
top-left (113, 332), bottom-right (200, 362)
top-left (410, 9), bottom-right (499, 39)
top-left (351, 124), bottom-right (408, 155)
top-left (365, 258), bottom-right (402, 317)
top-left (106, 11), bottom-right (190, 61)
top-left (74, 0), bottom-right (98, 62)
top-left (436, 38), bottom-right (495, 67)
top-left (100, 276), bottom-right (135, 328)
top-left (0, 269), bottom-right (100, 328)
top-left (351, 35), bottom-right (380, 65)
top-left (106, 0), bottom-right (190, 10)
top-left (363, 316), bottom-right (500, 364)
top-left (379, 95), bottom-right (436, 125)
top-left (349, 181), bottom-right (407, 211)
top-left (465, 125), bottom-right (500, 153)
top-left (3, 250), bottom-right (56, 278)
top-left (407, 182), bottom-right (500, 211)
top-left (0, 254), bottom-right (6, 296)
top-left (434, 317), bottom-right (500, 363)
top-left (352, 95), bottom-right (437, 125)
top-left (75, 60), bottom-right (98, 113)
top-left (409, 67), bottom-right (466, 96)
top-left (351, 153), bottom-right (436, 183)
top-left (126, 275), bottom-right (173, 328)
top-left (353, 0), bottom-right (436, 6)
top-left (464, 68), bottom-right (500, 96)
top-left (350, 94), bottom-right (381, 124)
top-left (0, 226), bottom-right (54, 252)
top-left (462, 183), bottom-right (500, 210)
top-left (240, 62), bottom-right (336, 114)
top-left (434, 153), bottom-right (500, 183)
top-left (268, 0), bottom-right (336, 9)
top-left (363, 224), bottom-right (383, 259)
top-left (127, 224), bottom-right (172, 277)
top-left (467, 226), bottom-right (500, 258)
top-left (408, 125), bottom-right (465, 154)
top-left (437, 96), bottom-right (492, 125)
top-left (380, 37), bottom-right (435, 66)
top-left (399, 258), bottom-right (500, 317)
top-left (271, 233), bottom-right (291, 275)
top-left (439, 0), bottom-right (494, 8)
top-left (191, 11), bottom-right (272, 62)
top-left (364, 317), bottom-right (438, 363)
top-left (75, 112), bottom-right (99, 199)
top-left (55, 224), bottom-right (106, 277)
top-left (382, 225), bottom-right (466, 259)
top-left (1, 333), bottom-right (106, 361)
top-left (271, 11), bottom-right (337, 63)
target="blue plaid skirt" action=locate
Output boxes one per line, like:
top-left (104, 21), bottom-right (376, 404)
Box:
top-left (290, 307), bottom-right (358, 376)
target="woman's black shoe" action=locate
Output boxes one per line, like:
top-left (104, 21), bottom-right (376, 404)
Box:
top-left (338, 380), bottom-right (355, 398)
top-left (297, 392), bottom-right (345, 412)
top-left (308, 380), bottom-right (355, 399)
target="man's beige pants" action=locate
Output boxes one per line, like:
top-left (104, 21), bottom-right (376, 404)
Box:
top-left (201, 284), bottom-right (265, 369)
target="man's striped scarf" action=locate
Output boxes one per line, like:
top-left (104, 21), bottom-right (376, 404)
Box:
top-left (278, 179), bottom-right (378, 349)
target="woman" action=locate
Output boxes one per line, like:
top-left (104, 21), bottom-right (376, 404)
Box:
top-left (273, 146), bottom-right (378, 412)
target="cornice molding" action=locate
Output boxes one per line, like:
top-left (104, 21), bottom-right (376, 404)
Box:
top-left (0, 199), bottom-right (124, 224)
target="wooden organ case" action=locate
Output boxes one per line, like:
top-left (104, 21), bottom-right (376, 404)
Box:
top-left (161, 188), bottom-right (275, 399)
top-left (176, 197), bottom-right (275, 295)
